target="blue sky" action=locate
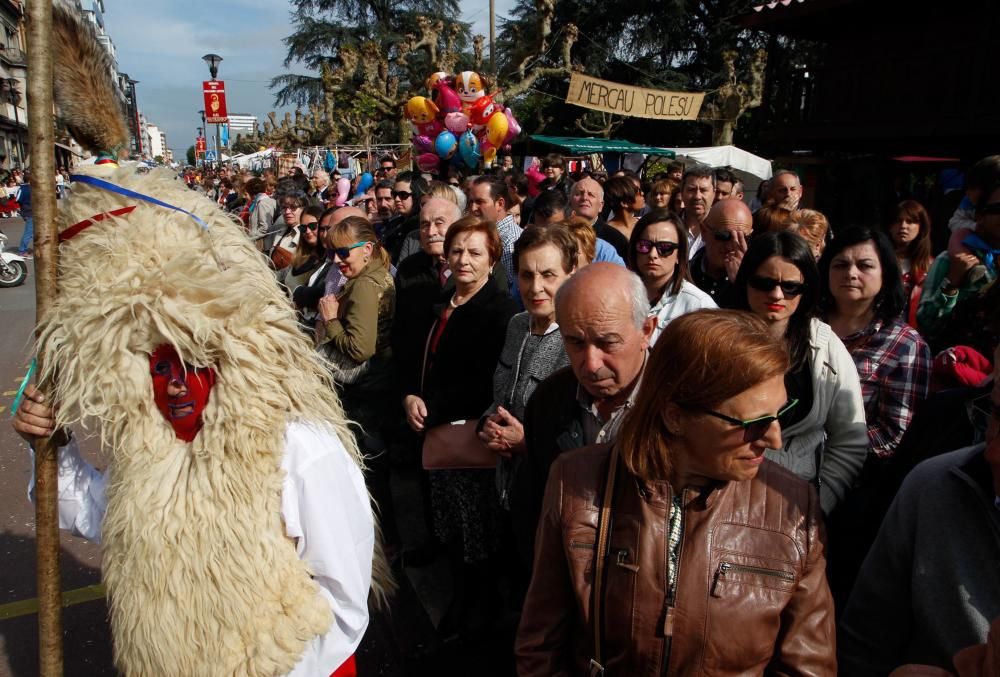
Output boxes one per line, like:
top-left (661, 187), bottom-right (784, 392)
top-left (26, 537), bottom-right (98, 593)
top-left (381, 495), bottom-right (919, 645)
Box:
top-left (100, 0), bottom-right (516, 157)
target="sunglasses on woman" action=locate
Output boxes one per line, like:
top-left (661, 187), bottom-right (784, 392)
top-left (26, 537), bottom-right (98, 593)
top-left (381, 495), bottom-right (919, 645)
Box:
top-left (748, 276), bottom-right (806, 297)
top-left (332, 241), bottom-right (367, 260)
top-left (703, 399), bottom-right (799, 443)
top-left (392, 190), bottom-right (412, 200)
top-left (636, 239), bottom-right (679, 256)
top-left (299, 222), bottom-right (318, 232)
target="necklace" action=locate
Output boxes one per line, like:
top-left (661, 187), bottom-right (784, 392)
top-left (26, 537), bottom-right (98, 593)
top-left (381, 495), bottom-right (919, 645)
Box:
top-left (449, 294), bottom-right (459, 309)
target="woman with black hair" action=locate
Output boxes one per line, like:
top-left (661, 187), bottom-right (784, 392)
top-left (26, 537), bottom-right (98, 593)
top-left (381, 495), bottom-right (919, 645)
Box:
top-left (819, 226), bottom-right (931, 459)
top-left (733, 230), bottom-right (868, 513)
top-left (382, 171), bottom-right (430, 262)
top-left (626, 209), bottom-right (716, 344)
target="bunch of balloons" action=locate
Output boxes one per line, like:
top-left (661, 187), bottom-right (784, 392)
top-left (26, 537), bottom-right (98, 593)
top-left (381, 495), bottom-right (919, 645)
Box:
top-left (404, 70), bottom-right (522, 172)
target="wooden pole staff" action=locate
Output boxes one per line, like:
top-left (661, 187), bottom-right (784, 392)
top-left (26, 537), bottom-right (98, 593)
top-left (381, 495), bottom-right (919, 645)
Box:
top-left (26, 0), bottom-right (63, 674)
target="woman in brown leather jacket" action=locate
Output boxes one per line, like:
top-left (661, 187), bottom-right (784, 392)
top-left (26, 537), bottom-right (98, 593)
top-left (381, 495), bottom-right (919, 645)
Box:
top-left (516, 309), bottom-right (836, 675)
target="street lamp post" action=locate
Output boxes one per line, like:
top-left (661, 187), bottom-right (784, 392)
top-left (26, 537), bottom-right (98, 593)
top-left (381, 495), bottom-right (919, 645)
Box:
top-left (201, 53), bottom-right (223, 168)
top-left (5, 78), bottom-right (23, 167)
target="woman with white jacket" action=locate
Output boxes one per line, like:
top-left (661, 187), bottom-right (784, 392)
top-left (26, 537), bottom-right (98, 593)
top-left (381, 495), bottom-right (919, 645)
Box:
top-left (626, 209), bottom-right (717, 345)
top-left (733, 230), bottom-right (868, 513)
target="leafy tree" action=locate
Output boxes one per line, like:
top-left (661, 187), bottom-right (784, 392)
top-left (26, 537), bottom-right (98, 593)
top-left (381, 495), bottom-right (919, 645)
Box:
top-left (186, 145), bottom-right (196, 166)
top-left (270, 0), bottom-right (474, 145)
top-left (154, 155), bottom-right (164, 164)
top-left (496, 0), bottom-right (802, 147)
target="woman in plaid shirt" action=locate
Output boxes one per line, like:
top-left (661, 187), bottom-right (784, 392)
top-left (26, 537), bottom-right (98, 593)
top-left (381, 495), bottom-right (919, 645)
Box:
top-left (820, 226), bottom-right (932, 458)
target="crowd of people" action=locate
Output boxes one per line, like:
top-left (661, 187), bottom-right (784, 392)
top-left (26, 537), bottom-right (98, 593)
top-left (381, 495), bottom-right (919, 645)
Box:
top-left (15, 149), bottom-right (1000, 675)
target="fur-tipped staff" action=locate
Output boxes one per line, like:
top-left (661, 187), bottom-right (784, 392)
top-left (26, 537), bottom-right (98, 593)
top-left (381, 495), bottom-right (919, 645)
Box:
top-left (27, 0), bottom-right (63, 673)
top-left (28, 2), bottom-right (131, 672)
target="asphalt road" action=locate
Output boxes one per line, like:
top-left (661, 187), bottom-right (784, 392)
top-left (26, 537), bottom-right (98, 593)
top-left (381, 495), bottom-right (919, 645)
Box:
top-left (0, 217), bottom-right (115, 677)
top-left (0, 216), bottom-right (515, 676)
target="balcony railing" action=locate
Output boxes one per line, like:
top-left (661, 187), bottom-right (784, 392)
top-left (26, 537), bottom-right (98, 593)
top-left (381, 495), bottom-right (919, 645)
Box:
top-left (0, 45), bottom-right (26, 67)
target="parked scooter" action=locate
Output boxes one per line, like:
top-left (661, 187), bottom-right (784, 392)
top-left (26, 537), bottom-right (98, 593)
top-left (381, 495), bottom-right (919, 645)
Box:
top-left (0, 230), bottom-right (27, 287)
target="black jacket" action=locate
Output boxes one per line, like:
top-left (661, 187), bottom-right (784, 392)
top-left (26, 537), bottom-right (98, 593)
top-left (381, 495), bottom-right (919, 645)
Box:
top-left (393, 256), bottom-right (516, 426)
top-left (511, 366), bottom-right (586, 567)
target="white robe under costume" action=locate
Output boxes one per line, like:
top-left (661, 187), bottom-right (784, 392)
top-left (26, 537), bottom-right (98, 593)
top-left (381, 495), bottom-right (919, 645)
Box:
top-left (30, 422), bottom-right (372, 676)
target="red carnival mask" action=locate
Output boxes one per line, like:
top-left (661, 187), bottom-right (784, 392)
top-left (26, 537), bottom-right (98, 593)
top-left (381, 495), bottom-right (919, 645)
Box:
top-left (148, 345), bottom-right (216, 442)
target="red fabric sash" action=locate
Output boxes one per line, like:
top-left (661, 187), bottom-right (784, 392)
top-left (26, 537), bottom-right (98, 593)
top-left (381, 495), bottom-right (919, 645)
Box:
top-left (330, 654), bottom-right (356, 677)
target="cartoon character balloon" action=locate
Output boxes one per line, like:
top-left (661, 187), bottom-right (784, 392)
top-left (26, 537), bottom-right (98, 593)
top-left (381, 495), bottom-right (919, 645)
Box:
top-left (455, 71), bottom-right (486, 114)
top-left (404, 96), bottom-right (443, 137)
top-left (485, 110), bottom-right (509, 149)
top-left (434, 130), bottom-right (458, 159)
top-left (444, 112), bottom-right (470, 135)
top-left (469, 93), bottom-right (498, 130)
top-left (458, 130), bottom-right (481, 168)
top-left (433, 79), bottom-right (463, 115)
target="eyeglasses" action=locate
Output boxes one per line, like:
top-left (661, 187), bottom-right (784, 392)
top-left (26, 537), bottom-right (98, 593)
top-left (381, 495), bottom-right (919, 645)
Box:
top-left (392, 190), bottom-right (412, 200)
top-left (636, 239), bottom-right (679, 256)
top-left (299, 222), bottom-right (318, 232)
top-left (332, 241), bottom-right (367, 260)
top-left (748, 276), bottom-right (806, 297)
top-left (969, 393), bottom-right (998, 433)
top-left (281, 204), bottom-right (301, 211)
top-left (318, 225), bottom-right (332, 233)
top-left (703, 399), bottom-right (799, 443)
top-left (382, 165), bottom-right (395, 171)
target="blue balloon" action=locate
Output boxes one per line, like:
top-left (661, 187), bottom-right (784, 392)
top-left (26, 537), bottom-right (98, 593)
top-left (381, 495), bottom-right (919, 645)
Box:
top-left (353, 172), bottom-right (374, 198)
top-left (434, 131), bottom-right (458, 159)
top-left (458, 131), bottom-right (481, 168)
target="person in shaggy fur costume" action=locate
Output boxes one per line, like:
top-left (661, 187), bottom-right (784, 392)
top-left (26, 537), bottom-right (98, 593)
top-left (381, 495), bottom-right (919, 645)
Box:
top-left (12, 5), bottom-right (392, 676)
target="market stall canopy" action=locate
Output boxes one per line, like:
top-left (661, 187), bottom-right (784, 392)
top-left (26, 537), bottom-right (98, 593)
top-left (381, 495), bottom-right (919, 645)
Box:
top-left (669, 145), bottom-right (773, 181)
top-left (531, 135), bottom-right (676, 157)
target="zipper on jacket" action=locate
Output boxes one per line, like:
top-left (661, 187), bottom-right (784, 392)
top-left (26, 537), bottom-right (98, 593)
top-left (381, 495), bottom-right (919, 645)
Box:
top-left (661, 488), bottom-right (687, 676)
top-left (711, 561), bottom-right (795, 597)
top-left (570, 540), bottom-right (596, 550)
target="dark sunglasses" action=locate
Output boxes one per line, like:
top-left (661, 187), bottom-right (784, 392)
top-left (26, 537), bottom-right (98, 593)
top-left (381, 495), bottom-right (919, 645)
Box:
top-left (318, 225), bottom-right (332, 233)
top-left (392, 190), bottom-right (412, 200)
top-left (299, 222), bottom-right (318, 232)
top-left (332, 240), bottom-right (367, 260)
top-left (976, 202), bottom-right (1000, 215)
top-left (704, 399), bottom-right (799, 443)
top-left (748, 276), bottom-right (806, 297)
top-left (382, 165), bottom-right (395, 171)
top-left (712, 229), bottom-right (735, 242)
top-left (636, 239), bottom-right (679, 256)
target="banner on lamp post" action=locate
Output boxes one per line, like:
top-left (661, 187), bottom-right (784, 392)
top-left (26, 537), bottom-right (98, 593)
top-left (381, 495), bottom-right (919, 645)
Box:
top-left (565, 72), bottom-right (705, 121)
top-left (202, 80), bottom-right (228, 124)
top-left (195, 136), bottom-right (206, 155)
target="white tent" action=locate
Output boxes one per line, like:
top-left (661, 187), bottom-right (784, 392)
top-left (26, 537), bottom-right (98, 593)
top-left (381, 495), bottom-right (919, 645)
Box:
top-left (669, 145), bottom-right (773, 185)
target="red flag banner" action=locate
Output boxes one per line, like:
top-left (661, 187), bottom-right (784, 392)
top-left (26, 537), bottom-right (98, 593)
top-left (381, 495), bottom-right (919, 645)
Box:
top-left (202, 80), bottom-right (228, 124)
top-left (195, 136), bottom-right (206, 154)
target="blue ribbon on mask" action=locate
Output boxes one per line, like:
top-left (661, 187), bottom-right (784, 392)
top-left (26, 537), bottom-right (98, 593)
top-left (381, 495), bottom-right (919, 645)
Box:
top-left (961, 232), bottom-right (1000, 272)
top-left (70, 174), bottom-right (210, 231)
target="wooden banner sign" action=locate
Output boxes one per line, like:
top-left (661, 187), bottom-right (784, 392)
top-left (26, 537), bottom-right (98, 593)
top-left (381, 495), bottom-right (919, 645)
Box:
top-left (566, 73), bottom-right (705, 121)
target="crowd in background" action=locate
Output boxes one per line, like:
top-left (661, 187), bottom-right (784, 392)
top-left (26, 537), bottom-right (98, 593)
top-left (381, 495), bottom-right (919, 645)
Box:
top-left (11, 148), bottom-right (999, 674)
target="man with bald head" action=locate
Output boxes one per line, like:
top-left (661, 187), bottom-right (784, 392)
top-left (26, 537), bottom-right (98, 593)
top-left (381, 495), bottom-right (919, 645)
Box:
top-left (511, 263), bottom-right (654, 566)
top-left (690, 198), bottom-right (754, 307)
top-left (570, 176), bottom-right (630, 259)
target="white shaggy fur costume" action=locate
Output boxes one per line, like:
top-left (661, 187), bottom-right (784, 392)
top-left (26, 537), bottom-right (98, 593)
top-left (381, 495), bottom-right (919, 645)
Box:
top-left (35, 160), bottom-right (391, 676)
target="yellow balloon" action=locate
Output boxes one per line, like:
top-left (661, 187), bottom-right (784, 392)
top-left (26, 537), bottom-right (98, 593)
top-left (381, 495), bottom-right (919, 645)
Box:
top-left (483, 144), bottom-right (498, 166)
top-left (485, 111), bottom-right (508, 148)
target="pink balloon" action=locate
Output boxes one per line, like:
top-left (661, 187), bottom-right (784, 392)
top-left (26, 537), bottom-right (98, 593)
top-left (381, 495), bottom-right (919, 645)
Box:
top-left (414, 119), bottom-right (443, 138)
top-left (444, 112), bottom-right (470, 134)
top-left (433, 80), bottom-right (463, 115)
top-left (503, 107), bottom-right (521, 145)
top-left (416, 152), bottom-right (440, 173)
top-left (412, 135), bottom-right (434, 153)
